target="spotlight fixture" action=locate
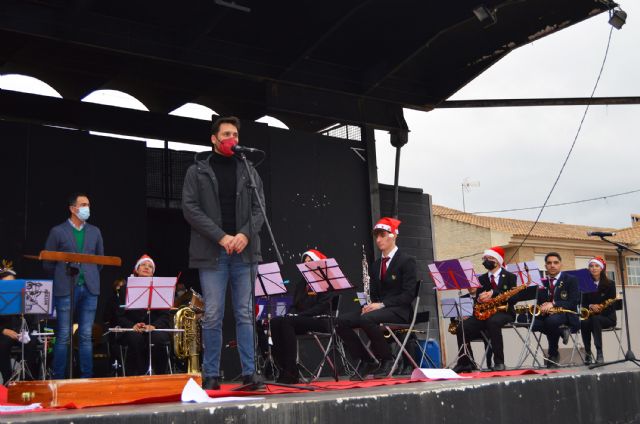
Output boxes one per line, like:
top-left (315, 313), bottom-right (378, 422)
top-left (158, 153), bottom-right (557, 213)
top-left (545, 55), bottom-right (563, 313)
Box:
top-left (473, 5), bottom-right (497, 26)
top-left (608, 8), bottom-right (627, 30)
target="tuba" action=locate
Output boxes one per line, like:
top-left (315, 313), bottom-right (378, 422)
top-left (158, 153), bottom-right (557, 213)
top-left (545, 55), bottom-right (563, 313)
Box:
top-left (174, 305), bottom-right (201, 374)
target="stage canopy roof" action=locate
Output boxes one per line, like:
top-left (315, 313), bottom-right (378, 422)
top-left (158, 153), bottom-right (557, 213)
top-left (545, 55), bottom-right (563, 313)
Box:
top-left (0, 0), bottom-right (611, 133)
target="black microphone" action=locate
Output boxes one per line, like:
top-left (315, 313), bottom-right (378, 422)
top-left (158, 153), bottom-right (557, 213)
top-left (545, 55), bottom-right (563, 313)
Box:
top-left (231, 144), bottom-right (262, 154)
top-left (587, 231), bottom-right (616, 237)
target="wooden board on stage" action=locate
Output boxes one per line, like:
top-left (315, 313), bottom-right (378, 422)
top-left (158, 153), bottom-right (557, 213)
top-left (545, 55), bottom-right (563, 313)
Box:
top-left (7, 374), bottom-right (201, 408)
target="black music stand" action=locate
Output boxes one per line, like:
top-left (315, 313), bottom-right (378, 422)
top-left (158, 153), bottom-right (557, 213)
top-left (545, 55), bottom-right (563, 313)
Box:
top-left (254, 262), bottom-right (287, 380)
top-left (588, 237), bottom-right (640, 369)
top-left (428, 259), bottom-right (481, 369)
top-left (125, 276), bottom-right (176, 375)
top-left (297, 258), bottom-right (353, 382)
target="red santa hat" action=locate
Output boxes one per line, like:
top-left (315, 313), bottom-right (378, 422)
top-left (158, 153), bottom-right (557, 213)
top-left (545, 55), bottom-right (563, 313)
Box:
top-left (483, 246), bottom-right (505, 266)
top-left (589, 256), bottom-right (606, 270)
top-left (134, 254), bottom-right (155, 274)
top-left (302, 249), bottom-right (327, 262)
top-left (373, 217), bottom-right (401, 236)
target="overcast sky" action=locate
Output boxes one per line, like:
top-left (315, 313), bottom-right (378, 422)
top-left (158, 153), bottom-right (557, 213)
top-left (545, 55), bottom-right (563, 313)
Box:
top-left (375, 3), bottom-right (639, 230)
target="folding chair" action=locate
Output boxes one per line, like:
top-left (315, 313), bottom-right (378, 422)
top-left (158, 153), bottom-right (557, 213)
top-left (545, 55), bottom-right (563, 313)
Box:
top-left (378, 280), bottom-right (424, 377)
top-left (601, 298), bottom-right (625, 359)
top-left (296, 295), bottom-right (350, 382)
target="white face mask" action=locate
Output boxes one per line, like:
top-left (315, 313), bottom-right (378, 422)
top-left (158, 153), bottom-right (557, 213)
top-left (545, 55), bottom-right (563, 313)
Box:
top-left (76, 206), bottom-right (90, 221)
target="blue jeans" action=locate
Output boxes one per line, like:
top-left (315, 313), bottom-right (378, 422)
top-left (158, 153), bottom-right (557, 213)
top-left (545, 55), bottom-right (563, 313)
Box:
top-left (199, 249), bottom-right (256, 378)
top-left (53, 284), bottom-right (98, 379)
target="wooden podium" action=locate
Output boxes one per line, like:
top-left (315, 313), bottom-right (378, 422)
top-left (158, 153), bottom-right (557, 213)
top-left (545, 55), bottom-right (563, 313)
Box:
top-left (8, 374), bottom-right (202, 408)
top-left (26, 250), bottom-right (122, 380)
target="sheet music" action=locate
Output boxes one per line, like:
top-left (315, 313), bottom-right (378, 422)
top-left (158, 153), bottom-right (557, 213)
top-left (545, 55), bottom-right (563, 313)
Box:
top-left (24, 280), bottom-right (53, 314)
top-left (255, 262), bottom-right (287, 297)
top-left (441, 297), bottom-right (474, 318)
top-left (429, 259), bottom-right (481, 291)
top-left (505, 261), bottom-right (542, 287)
top-left (297, 258), bottom-right (351, 292)
top-left (126, 276), bottom-right (176, 310)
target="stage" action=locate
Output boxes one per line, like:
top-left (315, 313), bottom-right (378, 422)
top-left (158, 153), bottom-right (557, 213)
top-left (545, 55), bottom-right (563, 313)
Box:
top-left (2, 363), bottom-right (638, 424)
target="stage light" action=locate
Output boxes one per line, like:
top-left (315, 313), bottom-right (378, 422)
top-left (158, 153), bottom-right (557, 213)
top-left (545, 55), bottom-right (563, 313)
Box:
top-left (473, 5), bottom-right (497, 26)
top-left (608, 8), bottom-right (627, 30)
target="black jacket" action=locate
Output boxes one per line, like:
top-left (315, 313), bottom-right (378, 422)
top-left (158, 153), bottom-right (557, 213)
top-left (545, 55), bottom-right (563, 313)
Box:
top-left (370, 249), bottom-right (417, 322)
top-left (182, 153), bottom-right (265, 268)
top-left (537, 272), bottom-right (580, 329)
top-left (476, 268), bottom-right (518, 313)
top-left (289, 278), bottom-right (334, 317)
top-left (581, 281), bottom-right (617, 323)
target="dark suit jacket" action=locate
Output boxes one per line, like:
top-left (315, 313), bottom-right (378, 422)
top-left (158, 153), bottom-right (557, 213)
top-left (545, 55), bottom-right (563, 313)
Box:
top-left (581, 281), bottom-right (617, 322)
top-left (476, 268), bottom-right (518, 313)
top-left (537, 272), bottom-right (580, 329)
top-left (43, 220), bottom-right (104, 297)
top-left (370, 248), bottom-right (417, 322)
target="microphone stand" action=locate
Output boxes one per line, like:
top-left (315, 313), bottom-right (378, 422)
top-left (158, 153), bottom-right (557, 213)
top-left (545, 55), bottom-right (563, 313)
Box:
top-left (589, 236), bottom-right (640, 369)
top-left (232, 152), bottom-right (315, 391)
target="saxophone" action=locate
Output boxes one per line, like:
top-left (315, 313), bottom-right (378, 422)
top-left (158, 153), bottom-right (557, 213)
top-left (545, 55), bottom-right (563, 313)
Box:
top-left (579, 297), bottom-right (618, 320)
top-left (473, 284), bottom-right (527, 320)
top-left (174, 306), bottom-right (201, 374)
top-left (362, 245), bottom-right (371, 305)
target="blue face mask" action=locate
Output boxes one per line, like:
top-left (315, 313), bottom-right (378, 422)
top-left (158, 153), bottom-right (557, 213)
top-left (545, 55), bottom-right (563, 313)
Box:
top-left (77, 206), bottom-right (90, 221)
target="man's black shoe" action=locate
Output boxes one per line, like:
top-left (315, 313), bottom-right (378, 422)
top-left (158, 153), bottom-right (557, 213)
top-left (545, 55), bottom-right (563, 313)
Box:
top-left (241, 373), bottom-right (266, 391)
top-left (596, 351), bottom-right (604, 364)
top-left (452, 363), bottom-right (475, 374)
top-left (584, 352), bottom-right (593, 366)
top-left (202, 376), bottom-right (221, 390)
top-left (493, 363), bottom-right (506, 372)
top-left (546, 353), bottom-right (560, 368)
top-left (374, 359), bottom-right (396, 379)
top-left (561, 327), bottom-right (571, 345)
top-left (350, 360), bottom-right (379, 381)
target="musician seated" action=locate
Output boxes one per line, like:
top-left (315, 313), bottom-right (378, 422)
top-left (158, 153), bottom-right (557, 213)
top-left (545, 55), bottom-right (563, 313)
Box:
top-left (114, 255), bottom-right (173, 376)
top-left (452, 247), bottom-right (517, 373)
top-left (0, 261), bottom-right (38, 384)
top-left (531, 252), bottom-right (580, 368)
top-left (581, 256), bottom-right (616, 365)
top-left (336, 217), bottom-right (417, 380)
top-left (270, 249), bottom-right (334, 384)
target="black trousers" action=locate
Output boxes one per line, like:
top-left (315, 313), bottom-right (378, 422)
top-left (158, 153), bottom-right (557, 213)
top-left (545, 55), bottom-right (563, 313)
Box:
top-left (270, 315), bottom-right (330, 378)
top-left (336, 308), bottom-right (406, 362)
top-left (531, 313), bottom-right (574, 356)
top-left (119, 331), bottom-right (171, 376)
top-left (0, 334), bottom-right (38, 383)
top-left (455, 312), bottom-right (512, 366)
top-left (581, 314), bottom-right (615, 353)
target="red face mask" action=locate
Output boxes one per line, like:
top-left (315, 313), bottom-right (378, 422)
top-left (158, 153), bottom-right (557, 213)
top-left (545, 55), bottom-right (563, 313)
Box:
top-left (217, 137), bottom-right (238, 157)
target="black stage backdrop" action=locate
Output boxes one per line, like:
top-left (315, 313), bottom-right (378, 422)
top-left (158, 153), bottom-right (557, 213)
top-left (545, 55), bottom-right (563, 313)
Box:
top-left (1, 119), bottom-right (372, 379)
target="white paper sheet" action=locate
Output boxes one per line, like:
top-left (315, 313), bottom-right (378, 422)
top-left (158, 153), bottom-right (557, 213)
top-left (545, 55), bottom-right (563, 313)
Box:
top-left (181, 378), bottom-right (264, 403)
top-left (410, 368), bottom-right (471, 380)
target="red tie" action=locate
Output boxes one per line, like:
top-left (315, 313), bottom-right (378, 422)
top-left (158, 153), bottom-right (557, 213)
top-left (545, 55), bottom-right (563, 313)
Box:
top-left (490, 274), bottom-right (497, 290)
top-left (381, 257), bottom-right (390, 281)
top-left (549, 277), bottom-right (556, 299)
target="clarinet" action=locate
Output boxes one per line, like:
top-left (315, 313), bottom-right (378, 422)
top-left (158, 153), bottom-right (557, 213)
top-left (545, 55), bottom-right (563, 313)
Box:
top-left (362, 245), bottom-right (371, 305)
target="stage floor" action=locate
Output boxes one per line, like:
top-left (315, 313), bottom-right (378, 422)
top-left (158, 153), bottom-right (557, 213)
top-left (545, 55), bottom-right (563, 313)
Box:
top-left (2, 362), bottom-right (640, 424)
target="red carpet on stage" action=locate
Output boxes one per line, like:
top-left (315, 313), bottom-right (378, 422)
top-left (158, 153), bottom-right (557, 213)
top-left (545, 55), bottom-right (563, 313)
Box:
top-left (0, 369), bottom-right (561, 414)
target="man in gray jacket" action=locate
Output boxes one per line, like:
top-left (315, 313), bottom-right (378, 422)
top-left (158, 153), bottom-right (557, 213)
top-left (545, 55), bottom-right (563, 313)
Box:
top-left (44, 193), bottom-right (103, 379)
top-left (182, 116), bottom-right (265, 390)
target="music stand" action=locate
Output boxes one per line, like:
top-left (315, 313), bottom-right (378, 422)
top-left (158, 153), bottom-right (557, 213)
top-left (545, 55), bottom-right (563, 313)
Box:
top-left (254, 262), bottom-right (287, 380)
top-left (0, 279), bottom-right (53, 382)
top-left (428, 259), bottom-right (481, 368)
top-left (297, 258), bottom-right (353, 382)
top-left (125, 276), bottom-right (176, 375)
top-left (25, 250), bottom-right (121, 378)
